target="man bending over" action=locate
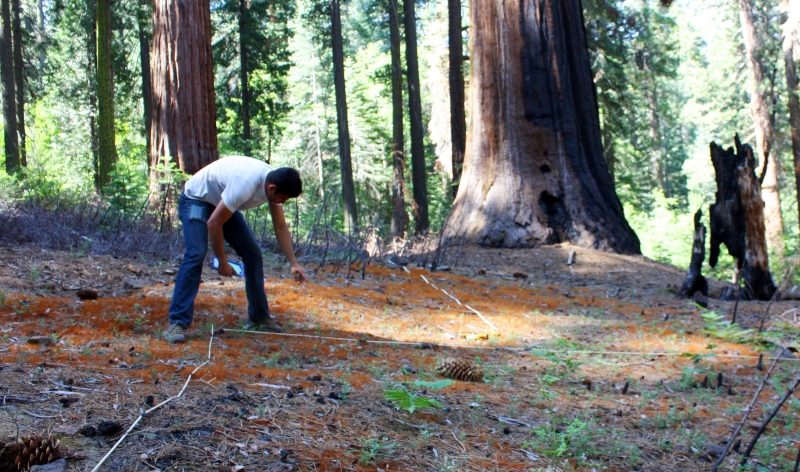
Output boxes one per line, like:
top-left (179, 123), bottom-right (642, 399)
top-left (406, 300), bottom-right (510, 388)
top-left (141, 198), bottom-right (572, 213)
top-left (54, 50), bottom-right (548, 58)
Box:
top-left (164, 156), bottom-right (308, 343)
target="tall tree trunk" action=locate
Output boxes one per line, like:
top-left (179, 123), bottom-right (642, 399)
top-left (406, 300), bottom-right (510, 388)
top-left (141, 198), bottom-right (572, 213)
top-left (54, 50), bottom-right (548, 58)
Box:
top-left (1, 0), bottom-right (19, 174)
top-left (138, 0), bottom-right (153, 160)
top-left (331, 0), bottom-right (358, 231)
top-left (11, 0), bottom-right (24, 167)
top-left (239, 0), bottom-right (251, 156)
top-left (602, 117), bottom-right (615, 186)
top-left (404, 0), bottom-right (428, 233)
top-left (151, 0), bottom-right (219, 175)
top-left (646, 80), bottom-right (666, 195)
top-left (96, 0), bottom-right (116, 191)
top-left (738, 0), bottom-right (783, 255)
top-left (87, 12), bottom-right (98, 185)
top-left (311, 61), bottom-right (324, 198)
top-left (783, 0), bottom-right (800, 232)
top-left (444, 0), bottom-right (639, 253)
top-left (389, 0), bottom-right (408, 237)
top-left (448, 0), bottom-right (465, 198)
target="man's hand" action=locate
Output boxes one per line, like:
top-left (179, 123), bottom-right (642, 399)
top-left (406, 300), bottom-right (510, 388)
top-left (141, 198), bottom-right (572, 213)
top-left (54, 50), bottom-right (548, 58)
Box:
top-left (218, 261), bottom-right (235, 277)
top-left (291, 265), bottom-right (308, 283)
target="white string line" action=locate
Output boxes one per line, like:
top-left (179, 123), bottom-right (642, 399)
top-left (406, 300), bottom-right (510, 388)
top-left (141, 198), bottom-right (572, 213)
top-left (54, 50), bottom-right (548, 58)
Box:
top-left (90, 326), bottom-right (215, 472)
top-left (228, 328), bottom-right (800, 362)
top-left (413, 268), bottom-right (499, 332)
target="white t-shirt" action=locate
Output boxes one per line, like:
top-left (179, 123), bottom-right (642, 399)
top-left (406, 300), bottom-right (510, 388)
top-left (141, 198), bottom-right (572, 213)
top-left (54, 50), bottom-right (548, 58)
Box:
top-left (184, 156), bottom-right (274, 211)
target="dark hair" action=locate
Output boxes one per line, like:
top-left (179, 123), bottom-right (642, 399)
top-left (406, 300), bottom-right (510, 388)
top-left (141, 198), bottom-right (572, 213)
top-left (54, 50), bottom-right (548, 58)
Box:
top-left (266, 167), bottom-right (303, 198)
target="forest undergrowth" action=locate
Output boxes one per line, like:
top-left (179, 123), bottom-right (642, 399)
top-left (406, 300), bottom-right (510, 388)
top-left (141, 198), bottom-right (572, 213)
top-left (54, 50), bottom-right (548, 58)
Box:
top-left (1, 203), bottom-right (800, 471)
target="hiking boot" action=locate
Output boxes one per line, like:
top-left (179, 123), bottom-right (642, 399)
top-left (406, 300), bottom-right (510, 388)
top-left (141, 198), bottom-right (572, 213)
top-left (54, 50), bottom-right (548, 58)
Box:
top-left (243, 317), bottom-right (284, 334)
top-left (163, 323), bottom-right (187, 343)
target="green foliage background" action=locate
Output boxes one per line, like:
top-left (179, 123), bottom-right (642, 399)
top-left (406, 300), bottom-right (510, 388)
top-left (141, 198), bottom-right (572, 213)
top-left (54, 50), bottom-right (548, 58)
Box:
top-left (0, 0), bottom-right (798, 281)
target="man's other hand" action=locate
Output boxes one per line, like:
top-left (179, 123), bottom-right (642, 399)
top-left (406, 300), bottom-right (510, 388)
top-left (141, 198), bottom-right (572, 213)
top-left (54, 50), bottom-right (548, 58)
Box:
top-left (218, 261), bottom-right (235, 277)
top-left (291, 265), bottom-right (309, 284)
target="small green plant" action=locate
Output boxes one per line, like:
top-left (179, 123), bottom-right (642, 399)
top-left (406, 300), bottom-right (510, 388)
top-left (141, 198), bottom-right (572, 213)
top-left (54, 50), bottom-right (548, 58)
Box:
top-left (701, 312), bottom-right (755, 344)
top-left (527, 417), bottom-right (598, 460)
top-left (351, 437), bottom-right (397, 465)
top-left (383, 379), bottom-right (454, 414)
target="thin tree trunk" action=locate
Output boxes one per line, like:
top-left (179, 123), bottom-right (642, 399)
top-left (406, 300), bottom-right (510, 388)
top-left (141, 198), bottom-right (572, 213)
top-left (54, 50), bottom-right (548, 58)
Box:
top-left (646, 80), bottom-right (666, 195)
top-left (448, 0), bottom-right (465, 198)
top-left (239, 0), bottom-right (251, 156)
top-left (311, 62), bottom-right (324, 198)
top-left (389, 0), bottom-right (408, 237)
top-left (11, 0), bottom-right (24, 166)
top-left (1, 0), bottom-right (19, 174)
top-left (138, 0), bottom-right (153, 160)
top-left (783, 0), bottom-right (800, 233)
top-left (96, 0), bottom-right (116, 190)
top-left (602, 117), bottom-right (615, 186)
top-left (404, 0), bottom-right (428, 233)
top-left (150, 0), bottom-right (219, 175)
top-left (444, 0), bottom-right (639, 253)
top-left (330, 0), bottom-right (357, 231)
top-left (37, 0), bottom-right (44, 87)
top-left (739, 0), bottom-right (783, 255)
top-left (87, 13), bottom-right (98, 186)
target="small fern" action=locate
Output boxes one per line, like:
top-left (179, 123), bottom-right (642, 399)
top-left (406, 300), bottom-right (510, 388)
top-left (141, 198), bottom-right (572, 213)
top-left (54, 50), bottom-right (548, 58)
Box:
top-left (383, 389), bottom-right (442, 414)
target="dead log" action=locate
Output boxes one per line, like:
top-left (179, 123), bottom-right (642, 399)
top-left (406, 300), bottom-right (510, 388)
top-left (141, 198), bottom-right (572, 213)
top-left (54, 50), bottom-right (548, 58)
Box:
top-left (709, 135), bottom-right (776, 300)
top-left (678, 209), bottom-right (708, 298)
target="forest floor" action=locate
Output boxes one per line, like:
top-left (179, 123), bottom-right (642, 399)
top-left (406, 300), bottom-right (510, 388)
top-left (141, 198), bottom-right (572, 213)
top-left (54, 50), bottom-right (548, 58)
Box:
top-left (0, 241), bottom-right (799, 471)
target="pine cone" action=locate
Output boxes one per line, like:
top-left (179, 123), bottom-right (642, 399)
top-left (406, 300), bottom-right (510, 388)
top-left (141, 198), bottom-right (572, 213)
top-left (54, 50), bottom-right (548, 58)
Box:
top-left (14, 434), bottom-right (61, 470)
top-left (435, 357), bottom-right (484, 382)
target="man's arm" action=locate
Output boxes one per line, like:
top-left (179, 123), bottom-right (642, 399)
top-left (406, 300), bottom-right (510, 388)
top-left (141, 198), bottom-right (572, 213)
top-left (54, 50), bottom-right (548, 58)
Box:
top-left (207, 202), bottom-right (235, 276)
top-left (269, 202), bottom-right (309, 283)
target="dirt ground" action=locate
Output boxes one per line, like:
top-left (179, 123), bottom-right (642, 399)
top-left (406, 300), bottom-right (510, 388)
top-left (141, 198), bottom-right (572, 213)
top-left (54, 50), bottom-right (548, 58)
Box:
top-left (1, 241), bottom-right (799, 471)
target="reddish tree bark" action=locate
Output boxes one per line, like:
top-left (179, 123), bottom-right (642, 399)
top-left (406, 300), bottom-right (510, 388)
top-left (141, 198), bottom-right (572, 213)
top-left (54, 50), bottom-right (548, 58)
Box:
top-left (444, 0), bottom-right (639, 253)
top-left (738, 0), bottom-right (783, 255)
top-left (150, 0), bottom-right (219, 175)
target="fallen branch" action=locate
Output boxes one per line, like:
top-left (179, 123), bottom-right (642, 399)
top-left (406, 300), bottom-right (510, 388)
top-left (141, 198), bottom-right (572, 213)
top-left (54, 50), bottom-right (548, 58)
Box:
top-left (740, 374), bottom-right (800, 466)
top-left (21, 409), bottom-right (58, 419)
top-left (712, 335), bottom-right (799, 471)
top-left (89, 326), bottom-right (215, 472)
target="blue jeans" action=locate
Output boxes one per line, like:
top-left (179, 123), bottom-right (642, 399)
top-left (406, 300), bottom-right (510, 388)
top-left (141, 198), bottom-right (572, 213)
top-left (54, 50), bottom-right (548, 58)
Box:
top-left (168, 193), bottom-right (270, 328)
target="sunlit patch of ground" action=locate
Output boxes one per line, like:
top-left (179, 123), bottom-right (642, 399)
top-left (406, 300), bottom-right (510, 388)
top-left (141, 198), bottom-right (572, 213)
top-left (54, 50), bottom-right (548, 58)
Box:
top-left (1, 244), bottom-right (799, 471)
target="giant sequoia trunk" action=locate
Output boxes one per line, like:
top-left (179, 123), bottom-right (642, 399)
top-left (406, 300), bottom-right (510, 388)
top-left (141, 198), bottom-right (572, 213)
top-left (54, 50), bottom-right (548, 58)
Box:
top-left (388, 0), bottom-right (408, 237)
top-left (445, 0), bottom-right (639, 253)
top-left (1, 0), bottom-right (19, 174)
top-left (331, 0), bottom-right (358, 231)
top-left (448, 0), bottom-right (465, 198)
top-left (404, 0), bottom-right (429, 233)
top-left (150, 0), bottom-right (218, 175)
top-left (709, 136), bottom-right (776, 301)
top-left (96, 0), bottom-right (117, 190)
top-left (738, 0), bottom-right (783, 255)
